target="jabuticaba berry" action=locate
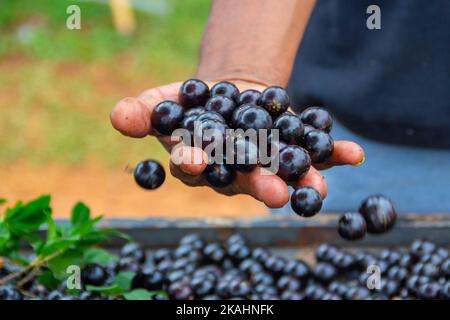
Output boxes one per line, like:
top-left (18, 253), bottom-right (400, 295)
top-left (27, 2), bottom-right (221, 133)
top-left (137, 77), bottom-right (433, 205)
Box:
top-left (276, 145), bottom-right (311, 182)
top-left (193, 119), bottom-right (228, 149)
top-left (260, 86), bottom-right (290, 118)
top-left (120, 242), bottom-right (146, 264)
top-left (230, 104), bottom-right (252, 128)
top-left (204, 96), bottom-right (236, 122)
top-left (131, 269), bottom-right (164, 291)
top-left (195, 110), bottom-right (226, 124)
top-left (184, 106), bottom-right (205, 118)
top-left (203, 242), bottom-right (227, 264)
top-left (290, 187), bottom-right (322, 217)
top-left (81, 263), bottom-right (107, 287)
top-left (150, 100), bottom-right (184, 135)
top-left (204, 163), bottom-right (235, 188)
top-left (178, 79), bottom-right (210, 109)
top-left (359, 195), bottom-right (397, 234)
top-left (303, 129), bottom-right (334, 164)
top-left (314, 262), bottom-right (338, 284)
top-left (210, 81), bottom-right (240, 102)
top-left (233, 104), bottom-right (273, 131)
top-left (179, 233), bottom-right (205, 250)
top-left (231, 137), bottom-right (259, 172)
top-left (337, 212), bottom-right (367, 241)
top-left (272, 112), bottom-right (305, 145)
top-left (134, 160), bottom-right (166, 190)
top-left (237, 89), bottom-right (261, 106)
top-left (300, 106), bottom-right (333, 133)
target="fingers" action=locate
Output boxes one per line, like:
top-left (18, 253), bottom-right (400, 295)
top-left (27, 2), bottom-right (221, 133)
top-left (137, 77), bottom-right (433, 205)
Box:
top-left (110, 82), bottom-right (184, 138)
top-left (233, 167), bottom-right (290, 208)
top-left (169, 161), bottom-right (207, 187)
top-left (110, 97), bottom-right (152, 138)
top-left (170, 145), bottom-right (208, 175)
top-left (295, 166), bottom-right (327, 198)
top-left (315, 141), bottom-right (365, 170)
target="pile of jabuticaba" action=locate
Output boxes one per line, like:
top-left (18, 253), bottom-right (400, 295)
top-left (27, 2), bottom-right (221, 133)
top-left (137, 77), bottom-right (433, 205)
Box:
top-left (0, 234), bottom-right (449, 300)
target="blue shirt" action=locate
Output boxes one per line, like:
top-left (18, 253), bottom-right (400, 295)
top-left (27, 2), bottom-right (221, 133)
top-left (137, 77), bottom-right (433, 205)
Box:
top-left (289, 0), bottom-right (450, 149)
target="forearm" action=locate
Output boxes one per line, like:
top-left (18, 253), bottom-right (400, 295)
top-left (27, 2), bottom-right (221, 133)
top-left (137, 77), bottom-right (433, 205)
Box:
top-left (197, 0), bottom-right (316, 87)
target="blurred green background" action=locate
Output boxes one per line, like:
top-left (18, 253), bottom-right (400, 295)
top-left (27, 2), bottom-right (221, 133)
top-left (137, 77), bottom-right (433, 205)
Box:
top-left (0, 0), bottom-right (209, 166)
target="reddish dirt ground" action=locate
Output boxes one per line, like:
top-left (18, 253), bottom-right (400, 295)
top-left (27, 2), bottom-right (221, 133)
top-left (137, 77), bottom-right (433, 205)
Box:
top-left (0, 162), bottom-right (267, 219)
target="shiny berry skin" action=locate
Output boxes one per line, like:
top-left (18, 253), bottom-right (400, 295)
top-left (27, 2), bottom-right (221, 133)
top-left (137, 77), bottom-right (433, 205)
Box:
top-left (0, 285), bottom-right (23, 300)
top-left (284, 260), bottom-right (310, 281)
top-left (264, 256), bottom-right (286, 277)
top-left (81, 264), bottom-right (107, 286)
top-left (316, 243), bottom-right (339, 263)
top-left (151, 248), bottom-right (171, 264)
top-left (387, 266), bottom-right (409, 284)
top-left (441, 282), bottom-right (450, 299)
top-left (210, 81), bottom-right (239, 101)
top-left (441, 259), bottom-right (450, 277)
top-left (276, 145), bottom-right (311, 182)
top-left (338, 212), bottom-right (367, 241)
top-left (277, 275), bottom-right (302, 292)
top-left (179, 233), bottom-right (205, 250)
top-left (196, 110), bottom-right (226, 124)
top-left (290, 187), bottom-right (322, 217)
top-left (272, 112), bottom-right (305, 145)
top-left (233, 104), bottom-right (273, 131)
top-left (304, 284), bottom-right (326, 300)
top-left (227, 243), bottom-right (251, 263)
top-left (230, 104), bottom-right (252, 128)
top-left (134, 160), bottom-right (165, 190)
top-left (184, 106), bottom-right (205, 118)
top-left (314, 262), bottom-right (337, 283)
top-left (281, 291), bottom-right (306, 300)
top-left (331, 252), bottom-right (356, 271)
top-left (228, 278), bottom-right (251, 298)
top-left (251, 272), bottom-right (274, 287)
top-left (205, 96), bottom-right (236, 122)
top-left (151, 100), bottom-right (184, 135)
top-left (300, 107), bottom-right (333, 132)
top-left (181, 114), bottom-right (199, 138)
top-left (116, 256), bottom-right (140, 273)
top-left (231, 137), bottom-right (259, 172)
top-left (227, 233), bottom-right (248, 246)
top-left (178, 79), bottom-right (210, 109)
top-left (260, 86), bottom-right (290, 118)
top-left (303, 129), bottom-right (334, 164)
top-left (237, 89), bottom-right (261, 106)
top-left (344, 286), bottom-right (371, 300)
top-left (168, 280), bottom-right (194, 300)
top-left (204, 164), bottom-right (235, 188)
top-left (193, 119), bottom-right (228, 149)
top-left (120, 242), bottom-right (146, 264)
top-left (239, 259), bottom-right (263, 275)
top-left (190, 276), bottom-right (215, 298)
top-left (410, 239), bottom-right (437, 260)
top-left (252, 248), bottom-right (270, 264)
top-left (131, 269), bottom-right (164, 291)
top-left (418, 282), bottom-right (441, 299)
top-left (359, 195), bottom-right (397, 234)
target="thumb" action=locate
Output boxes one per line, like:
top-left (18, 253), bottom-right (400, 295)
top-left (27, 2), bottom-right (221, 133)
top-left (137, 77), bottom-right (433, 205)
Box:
top-left (110, 82), bottom-right (183, 138)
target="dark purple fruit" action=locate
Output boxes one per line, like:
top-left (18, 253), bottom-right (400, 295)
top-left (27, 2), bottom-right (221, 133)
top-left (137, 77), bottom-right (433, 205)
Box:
top-left (168, 280), bottom-right (194, 300)
top-left (210, 81), bottom-right (239, 102)
top-left (284, 260), bottom-right (310, 281)
top-left (204, 164), bottom-right (235, 188)
top-left (190, 276), bottom-right (215, 298)
top-left (344, 286), bottom-right (371, 300)
top-left (263, 256), bottom-right (286, 276)
top-left (178, 79), bottom-right (210, 109)
top-left (252, 248), bottom-right (270, 264)
top-left (179, 233), bottom-right (205, 250)
top-left (304, 284), bottom-right (326, 300)
top-left (233, 104), bottom-right (272, 131)
top-left (260, 86), bottom-right (290, 117)
top-left (205, 96), bottom-right (236, 122)
top-left (410, 239), bottom-right (437, 260)
top-left (316, 243), bottom-right (339, 263)
top-left (227, 243), bottom-right (251, 263)
top-left (290, 187), bottom-right (322, 217)
top-left (441, 259), bottom-right (450, 277)
top-left (117, 256), bottom-right (141, 273)
top-left (203, 243), bottom-right (226, 264)
top-left (359, 195), bottom-right (397, 234)
top-left (314, 262), bottom-right (337, 283)
top-left (152, 248), bottom-right (172, 264)
top-left (184, 106), bottom-right (205, 118)
top-left (239, 259), bottom-right (263, 275)
top-left (277, 275), bottom-right (302, 292)
top-left (300, 107), bottom-right (333, 132)
top-left (272, 112), bottom-right (304, 145)
top-left (227, 233), bottom-right (248, 246)
top-left (231, 137), bottom-right (259, 172)
top-left (81, 263), bottom-right (107, 286)
top-left (131, 270), bottom-right (164, 291)
top-left (418, 282), bottom-right (441, 299)
top-left (193, 119), bottom-right (228, 149)
top-left (151, 100), bottom-right (184, 135)
top-left (196, 110), bottom-right (226, 124)
top-left (337, 212), bottom-right (367, 241)
top-left (134, 160), bottom-right (165, 190)
top-left (120, 242), bottom-right (146, 264)
top-left (230, 104), bottom-right (252, 128)
top-left (276, 145), bottom-right (311, 182)
top-left (237, 89), bottom-right (261, 106)
top-left (303, 129), bottom-right (334, 164)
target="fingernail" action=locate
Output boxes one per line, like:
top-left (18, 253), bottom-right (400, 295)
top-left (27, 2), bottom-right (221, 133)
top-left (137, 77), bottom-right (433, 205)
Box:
top-left (354, 155), bottom-right (365, 167)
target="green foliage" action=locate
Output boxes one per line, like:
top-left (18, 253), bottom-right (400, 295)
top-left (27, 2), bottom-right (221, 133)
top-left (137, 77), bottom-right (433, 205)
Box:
top-left (0, 195), bottom-right (146, 299)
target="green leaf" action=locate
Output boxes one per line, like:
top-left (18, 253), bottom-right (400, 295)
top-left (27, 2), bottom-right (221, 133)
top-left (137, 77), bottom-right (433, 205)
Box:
top-left (38, 269), bottom-right (60, 290)
top-left (69, 215), bottom-right (102, 238)
top-left (70, 202), bottom-right (90, 228)
top-left (83, 248), bottom-right (118, 267)
top-left (5, 195), bottom-right (50, 236)
top-left (47, 249), bottom-right (83, 279)
top-left (86, 284), bottom-right (124, 295)
top-left (112, 271), bottom-right (135, 291)
top-left (45, 211), bottom-right (60, 242)
top-left (0, 198), bottom-right (6, 206)
top-left (38, 239), bottom-right (77, 256)
top-left (123, 289), bottom-right (157, 300)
